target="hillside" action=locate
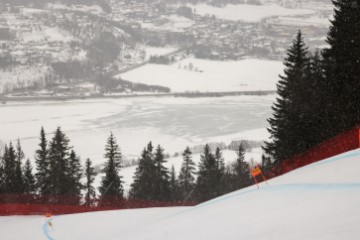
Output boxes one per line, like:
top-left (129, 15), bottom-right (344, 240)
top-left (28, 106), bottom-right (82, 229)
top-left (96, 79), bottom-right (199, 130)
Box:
top-left (1, 148), bottom-right (359, 240)
top-left (119, 58), bottom-right (284, 92)
top-left (0, 0), bottom-right (167, 95)
top-left (0, 0), bottom-right (332, 97)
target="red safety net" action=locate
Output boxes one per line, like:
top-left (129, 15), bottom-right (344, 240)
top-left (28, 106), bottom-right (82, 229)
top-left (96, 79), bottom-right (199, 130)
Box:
top-left (0, 126), bottom-right (359, 216)
top-left (267, 125), bottom-right (360, 178)
top-left (0, 194), bottom-right (197, 216)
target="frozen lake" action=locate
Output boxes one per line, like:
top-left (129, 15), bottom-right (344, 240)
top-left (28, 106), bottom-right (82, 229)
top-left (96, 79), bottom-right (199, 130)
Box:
top-left (0, 95), bottom-right (275, 164)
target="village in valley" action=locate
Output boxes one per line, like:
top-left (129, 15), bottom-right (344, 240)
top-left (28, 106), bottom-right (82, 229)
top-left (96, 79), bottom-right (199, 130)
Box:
top-left (0, 0), bottom-right (333, 98)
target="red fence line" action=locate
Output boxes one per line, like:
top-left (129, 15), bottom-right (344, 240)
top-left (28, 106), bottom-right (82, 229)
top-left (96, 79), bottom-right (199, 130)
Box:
top-left (1, 126), bottom-right (359, 216)
top-left (269, 125), bottom-right (360, 177)
top-left (0, 195), bottom-right (196, 216)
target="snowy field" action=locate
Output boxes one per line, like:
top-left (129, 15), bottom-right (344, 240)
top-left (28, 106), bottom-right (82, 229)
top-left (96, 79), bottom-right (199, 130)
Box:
top-left (271, 15), bottom-right (333, 27)
top-left (0, 95), bottom-right (275, 165)
top-left (46, 3), bottom-right (105, 15)
top-left (119, 58), bottom-right (284, 92)
top-left (1, 149), bottom-right (359, 240)
top-left (190, 3), bottom-right (315, 22)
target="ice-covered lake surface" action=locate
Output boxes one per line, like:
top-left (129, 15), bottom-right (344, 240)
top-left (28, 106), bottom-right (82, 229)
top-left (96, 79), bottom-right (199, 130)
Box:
top-left (0, 95), bottom-right (275, 164)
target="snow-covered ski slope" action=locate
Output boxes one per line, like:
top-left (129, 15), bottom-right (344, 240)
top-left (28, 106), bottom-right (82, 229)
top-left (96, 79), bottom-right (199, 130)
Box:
top-left (1, 149), bottom-right (360, 240)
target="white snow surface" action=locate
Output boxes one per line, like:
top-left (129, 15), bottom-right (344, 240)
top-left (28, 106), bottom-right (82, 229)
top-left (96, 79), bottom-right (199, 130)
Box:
top-left (273, 15), bottom-right (333, 27)
top-left (46, 3), bottom-right (104, 15)
top-left (120, 58), bottom-right (283, 92)
top-left (191, 3), bottom-right (315, 22)
top-left (1, 149), bottom-right (360, 240)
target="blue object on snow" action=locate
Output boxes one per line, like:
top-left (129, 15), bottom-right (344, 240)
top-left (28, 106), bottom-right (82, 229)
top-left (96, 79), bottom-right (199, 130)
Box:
top-left (43, 219), bottom-right (55, 240)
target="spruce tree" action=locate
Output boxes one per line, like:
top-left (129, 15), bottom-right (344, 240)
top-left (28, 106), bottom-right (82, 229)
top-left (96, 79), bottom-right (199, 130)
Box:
top-left (0, 145), bottom-right (6, 194)
top-left (178, 147), bottom-right (196, 201)
top-left (232, 144), bottom-right (251, 189)
top-left (23, 159), bottom-right (36, 194)
top-left (220, 164), bottom-right (237, 194)
top-left (153, 144), bottom-right (170, 201)
top-left (47, 127), bottom-right (71, 202)
top-left (169, 165), bottom-right (178, 202)
top-left (214, 147), bottom-right (226, 195)
top-left (1, 145), bottom-right (8, 193)
top-left (99, 132), bottom-right (124, 203)
top-left (0, 168), bottom-right (3, 194)
top-left (260, 154), bottom-right (272, 174)
top-left (130, 142), bottom-right (156, 200)
top-left (84, 158), bottom-right (97, 206)
top-left (14, 139), bottom-right (25, 193)
top-left (3, 143), bottom-right (17, 194)
top-left (35, 127), bottom-right (49, 196)
top-left (215, 147), bottom-right (225, 172)
top-left (194, 144), bottom-right (218, 202)
top-left (67, 150), bottom-right (83, 204)
top-left (264, 31), bottom-right (312, 163)
top-left (0, 161), bottom-right (3, 194)
top-left (306, 51), bottom-right (327, 145)
top-left (322, 0), bottom-right (360, 137)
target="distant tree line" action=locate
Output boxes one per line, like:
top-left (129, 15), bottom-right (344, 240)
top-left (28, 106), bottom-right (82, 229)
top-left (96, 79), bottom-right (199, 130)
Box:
top-left (96, 75), bottom-right (171, 94)
top-left (148, 55), bottom-right (173, 65)
top-left (263, 1), bottom-right (360, 165)
top-left (0, 127), bottom-right (254, 205)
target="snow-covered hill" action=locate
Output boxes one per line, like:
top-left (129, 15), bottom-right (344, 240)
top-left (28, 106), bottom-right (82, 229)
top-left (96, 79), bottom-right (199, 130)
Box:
top-left (1, 149), bottom-right (359, 240)
top-left (119, 58), bottom-right (284, 92)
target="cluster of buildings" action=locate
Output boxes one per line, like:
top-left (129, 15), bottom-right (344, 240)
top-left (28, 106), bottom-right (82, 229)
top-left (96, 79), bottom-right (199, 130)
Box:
top-left (108, 0), bottom-right (331, 61)
top-left (0, 0), bottom-right (332, 96)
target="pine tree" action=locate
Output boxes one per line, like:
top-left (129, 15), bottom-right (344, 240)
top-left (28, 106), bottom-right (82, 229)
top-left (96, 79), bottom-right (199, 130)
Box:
top-left (178, 147), bottom-right (196, 201)
top-left (14, 139), bottom-right (24, 193)
top-left (0, 168), bottom-right (3, 194)
top-left (232, 144), bottom-right (251, 189)
top-left (169, 165), bottom-right (179, 202)
top-left (306, 51), bottom-right (328, 145)
top-left (220, 164), bottom-right (236, 194)
top-left (35, 127), bottom-right (49, 196)
top-left (3, 143), bottom-right (17, 194)
top-left (84, 158), bottom-right (97, 206)
top-left (153, 144), bottom-right (170, 201)
top-left (214, 147), bottom-right (225, 172)
top-left (260, 154), bottom-right (272, 174)
top-left (130, 142), bottom-right (156, 200)
top-left (264, 31), bottom-right (312, 163)
top-left (23, 159), bottom-right (36, 194)
top-left (47, 127), bottom-right (71, 202)
top-left (194, 144), bottom-right (218, 202)
top-left (322, 0), bottom-right (360, 137)
top-left (0, 145), bottom-right (6, 194)
top-left (67, 150), bottom-right (83, 205)
top-left (0, 163), bottom-right (3, 194)
top-left (99, 132), bottom-right (124, 203)
top-left (1, 145), bottom-right (8, 193)
top-left (214, 147), bottom-right (226, 195)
